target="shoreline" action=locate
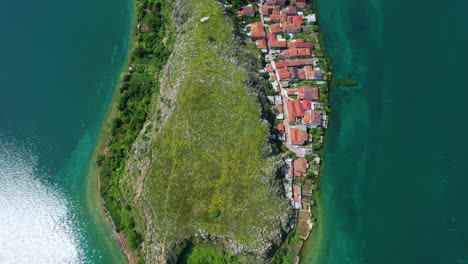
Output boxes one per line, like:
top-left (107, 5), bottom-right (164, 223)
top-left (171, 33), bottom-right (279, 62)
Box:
top-left (299, 2), bottom-right (333, 261)
top-left (83, 0), bottom-right (137, 263)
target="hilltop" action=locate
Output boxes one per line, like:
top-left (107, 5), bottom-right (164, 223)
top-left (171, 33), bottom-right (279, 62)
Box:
top-left (115, 0), bottom-right (290, 262)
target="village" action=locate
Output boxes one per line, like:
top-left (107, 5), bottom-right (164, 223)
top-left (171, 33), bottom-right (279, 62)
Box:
top-left (227, 0), bottom-right (331, 262)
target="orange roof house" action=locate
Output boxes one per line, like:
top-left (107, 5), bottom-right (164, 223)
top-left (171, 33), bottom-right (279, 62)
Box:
top-left (283, 47), bottom-right (311, 58)
top-left (303, 110), bottom-right (322, 127)
top-left (249, 22), bottom-right (266, 40)
top-left (291, 0), bottom-right (307, 8)
top-left (289, 125), bottom-right (308, 145)
top-left (275, 60), bottom-right (289, 68)
top-left (287, 15), bottom-right (303, 25)
top-left (294, 158), bottom-right (308, 176)
top-left (302, 100), bottom-right (311, 110)
top-left (277, 67), bottom-right (291, 80)
top-left (280, 6), bottom-right (297, 15)
top-left (286, 100), bottom-right (304, 122)
top-left (277, 123), bottom-right (285, 131)
top-left (270, 14), bottom-right (287, 23)
top-left (269, 40), bottom-right (288, 49)
top-left (269, 23), bottom-right (282, 34)
top-left (298, 86), bottom-right (319, 101)
top-left (286, 59), bottom-right (314, 66)
top-left (288, 40), bottom-right (314, 48)
top-left (282, 23), bottom-right (302, 33)
top-left (256, 39), bottom-right (267, 49)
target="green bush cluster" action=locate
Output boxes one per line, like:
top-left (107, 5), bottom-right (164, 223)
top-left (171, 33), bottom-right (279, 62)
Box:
top-left (97, 0), bottom-right (174, 253)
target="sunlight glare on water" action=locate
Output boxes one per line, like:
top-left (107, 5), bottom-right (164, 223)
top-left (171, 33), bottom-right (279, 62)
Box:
top-left (0, 137), bottom-right (86, 264)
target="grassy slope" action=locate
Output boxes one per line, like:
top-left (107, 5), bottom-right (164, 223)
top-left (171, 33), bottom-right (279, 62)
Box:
top-left (143, 0), bottom-right (285, 253)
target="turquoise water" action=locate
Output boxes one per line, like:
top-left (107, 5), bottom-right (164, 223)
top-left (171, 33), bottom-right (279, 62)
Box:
top-left (302, 0), bottom-right (468, 263)
top-left (0, 0), bottom-right (131, 263)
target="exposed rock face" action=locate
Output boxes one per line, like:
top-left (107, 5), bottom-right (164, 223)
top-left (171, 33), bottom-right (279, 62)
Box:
top-left (120, 1), bottom-right (290, 263)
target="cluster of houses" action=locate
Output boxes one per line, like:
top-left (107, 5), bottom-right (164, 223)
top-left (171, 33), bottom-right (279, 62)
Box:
top-left (235, 1), bottom-right (329, 262)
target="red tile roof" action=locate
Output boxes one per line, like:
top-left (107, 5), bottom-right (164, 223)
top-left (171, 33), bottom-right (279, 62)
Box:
top-left (275, 60), bottom-right (289, 68)
top-left (269, 23), bottom-right (282, 34)
top-left (305, 65), bottom-right (315, 79)
top-left (283, 47), bottom-right (311, 58)
top-left (264, 65), bottom-right (274, 72)
top-left (277, 67), bottom-right (290, 80)
top-left (256, 39), bottom-right (267, 49)
top-left (289, 127), bottom-right (308, 144)
top-left (286, 59), bottom-right (314, 66)
top-left (288, 15), bottom-right (303, 25)
top-left (270, 40), bottom-right (288, 48)
top-left (298, 86), bottom-right (319, 101)
top-left (286, 100), bottom-right (304, 121)
top-left (277, 123), bottom-right (285, 131)
top-left (288, 41), bottom-right (314, 48)
top-left (297, 69), bottom-right (306, 80)
top-left (270, 14), bottom-right (287, 23)
top-left (293, 100), bottom-right (304, 117)
top-left (249, 22), bottom-right (266, 40)
top-left (302, 100), bottom-right (311, 110)
top-left (288, 67), bottom-right (299, 79)
top-left (294, 158), bottom-right (308, 175)
top-left (280, 6), bottom-right (297, 15)
top-left (303, 110), bottom-right (321, 125)
top-left (282, 23), bottom-right (302, 32)
top-left (268, 33), bottom-right (276, 43)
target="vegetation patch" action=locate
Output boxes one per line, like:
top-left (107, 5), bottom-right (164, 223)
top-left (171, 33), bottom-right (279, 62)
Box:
top-left (143, 0), bottom-right (287, 257)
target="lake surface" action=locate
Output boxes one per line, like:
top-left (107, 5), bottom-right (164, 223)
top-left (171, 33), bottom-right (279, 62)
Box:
top-left (302, 0), bottom-right (468, 263)
top-left (0, 0), bottom-right (131, 263)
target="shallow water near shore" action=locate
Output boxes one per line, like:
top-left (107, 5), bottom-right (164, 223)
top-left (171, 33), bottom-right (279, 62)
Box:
top-left (0, 0), bottom-right (131, 262)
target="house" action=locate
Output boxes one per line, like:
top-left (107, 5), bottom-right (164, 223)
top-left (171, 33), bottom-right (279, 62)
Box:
top-left (302, 100), bottom-right (311, 110)
top-left (277, 67), bottom-right (290, 80)
top-left (288, 67), bottom-right (299, 80)
top-left (282, 23), bottom-right (302, 33)
top-left (267, 32), bottom-right (276, 43)
top-left (287, 15), bottom-right (303, 25)
top-left (283, 47), bottom-right (311, 58)
top-left (293, 184), bottom-right (302, 210)
top-left (298, 86), bottom-right (319, 101)
top-left (297, 69), bottom-right (307, 80)
top-left (270, 40), bottom-right (288, 49)
top-left (286, 59), bottom-right (314, 67)
top-left (237, 5), bottom-right (255, 17)
top-left (292, 0), bottom-right (307, 8)
top-left (289, 125), bottom-right (308, 145)
top-left (275, 60), bottom-right (289, 68)
top-left (294, 158), bottom-right (308, 177)
top-left (270, 14), bottom-right (287, 23)
top-left (249, 22), bottom-right (266, 40)
top-left (303, 110), bottom-right (322, 127)
top-left (269, 23), bottom-right (282, 34)
top-left (266, 0), bottom-right (287, 6)
top-left (288, 40), bottom-right (314, 49)
top-left (277, 123), bottom-right (285, 132)
top-left (280, 6), bottom-right (297, 15)
top-left (305, 65), bottom-right (315, 80)
top-left (256, 39), bottom-right (268, 53)
top-left (286, 100), bottom-right (304, 122)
